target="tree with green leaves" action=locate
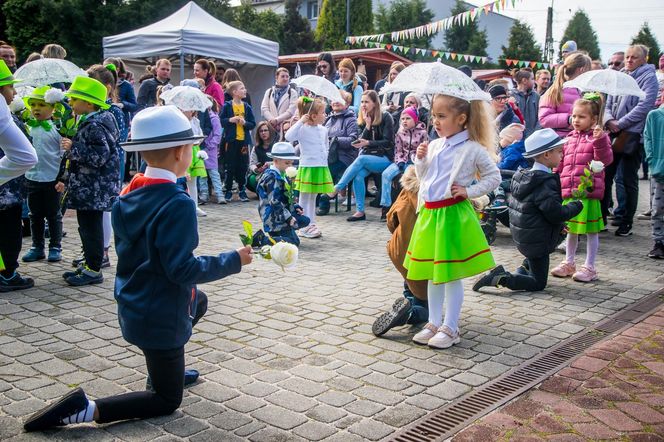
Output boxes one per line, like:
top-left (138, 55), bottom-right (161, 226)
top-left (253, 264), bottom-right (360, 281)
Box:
top-left (279, 0), bottom-right (318, 54)
top-left (3, 0), bottom-right (61, 63)
top-left (443, 0), bottom-right (487, 58)
top-left (316, 0), bottom-right (373, 50)
top-left (374, 0), bottom-right (434, 49)
top-left (233, 3), bottom-right (283, 48)
top-left (631, 22), bottom-right (662, 67)
top-left (559, 9), bottom-right (600, 60)
top-left (500, 20), bottom-right (542, 64)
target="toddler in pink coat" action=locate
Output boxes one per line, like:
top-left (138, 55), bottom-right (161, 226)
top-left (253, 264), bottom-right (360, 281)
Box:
top-left (551, 95), bottom-right (613, 282)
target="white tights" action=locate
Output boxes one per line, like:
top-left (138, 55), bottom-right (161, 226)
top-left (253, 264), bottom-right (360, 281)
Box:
top-left (299, 192), bottom-right (317, 225)
top-left (427, 279), bottom-right (464, 332)
top-left (103, 212), bottom-right (112, 249)
top-left (187, 180), bottom-right (199, 209)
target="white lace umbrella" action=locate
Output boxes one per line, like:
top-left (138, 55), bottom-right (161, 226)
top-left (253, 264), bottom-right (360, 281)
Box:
top-left (564, 69), bottom-right (646, 99)
top-left (381, 62), bottom-right (491, 102)
top-left (160, 86), bottom-right (212, 112)
top-left (14, 59), bottom-right (87, 87)
top-left (291, 75), bottom-right (344, 104)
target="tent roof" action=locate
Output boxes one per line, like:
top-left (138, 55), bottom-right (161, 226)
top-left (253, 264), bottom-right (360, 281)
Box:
top-left (103, 1), bottom-right (279, 66)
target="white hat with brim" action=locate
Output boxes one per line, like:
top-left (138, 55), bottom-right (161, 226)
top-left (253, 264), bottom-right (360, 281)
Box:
top-left (121, 105), bottom-right (204, 152)
top-left (267, 142), bottom-right (299, 160)
top-left (523, 128), bottom-right (565, 159)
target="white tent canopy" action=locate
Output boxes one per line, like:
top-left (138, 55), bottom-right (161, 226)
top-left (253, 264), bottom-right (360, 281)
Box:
top-left (102, 1), bottom-right (279, 105)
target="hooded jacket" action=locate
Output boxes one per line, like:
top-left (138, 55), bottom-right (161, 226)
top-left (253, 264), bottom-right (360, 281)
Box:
top-left (325, 108), bottom-right (359, 166)
top-left (137, 76), bottom-right (169, 109)
top-left (644, 107), bottom-right (664, 184)
top-left (386, 166), bottom-right (427, 300)
top-left (558, 130), bottom-right (613, 200)
top-left (605, 63), bottom-right (659, 136)
top-left (394, 122), bottom-right (428, 164)
top-left (112, 179), bottom-right (241, 350)
top-left (509, 168), bottom-right (583, 258)
top-left (511, 88), bottom-right (542, 138)
top-left (538, 87), bottom-right (581, 136)
top-left (65, 110), bottom-right (120, 211)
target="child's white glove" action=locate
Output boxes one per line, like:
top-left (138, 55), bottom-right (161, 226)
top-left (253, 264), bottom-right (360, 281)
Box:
top-left (197, 150), bottom-right (209, 160)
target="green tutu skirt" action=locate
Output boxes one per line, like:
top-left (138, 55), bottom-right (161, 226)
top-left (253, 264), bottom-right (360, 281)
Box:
top-left (404, 200), bottom-right (495, 284)
top-left (564, 198), bottom-right (604, 234)
top-left (295, 166), bottom-right (334, 193)
top-left (188, 145), bottom-right (207, 178)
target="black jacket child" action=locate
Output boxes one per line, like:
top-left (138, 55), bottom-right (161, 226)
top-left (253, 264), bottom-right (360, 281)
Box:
top-left (65, 111), bottom-right (120, 211)
top-left (509, 168), bottom-right (582, 258)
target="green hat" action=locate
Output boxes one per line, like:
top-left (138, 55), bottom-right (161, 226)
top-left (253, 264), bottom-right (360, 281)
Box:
top-left (0, 60), bottom-right (22, 87)
top-left (65, 76), bottom-right (109, 110)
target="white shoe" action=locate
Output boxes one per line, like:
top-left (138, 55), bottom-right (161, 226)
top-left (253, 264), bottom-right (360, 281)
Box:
top-left (412, 323), bottom-right (438, 345)
top-left (428, 325), bottom-right (461, 349)
top-left (301, 224), bottom-right (322, 238)
top-left (196, 207), bottom-right (207, 217)
top-left (298, 225), bottom-right (312, 236)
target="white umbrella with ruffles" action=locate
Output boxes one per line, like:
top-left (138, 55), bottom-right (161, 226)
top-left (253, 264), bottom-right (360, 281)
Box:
top-left (14, 59), bottom-right (86, 87)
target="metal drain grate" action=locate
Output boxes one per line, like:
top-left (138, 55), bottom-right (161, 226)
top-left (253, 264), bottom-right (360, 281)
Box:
top-left (388, 289), bottom-right (664, 442)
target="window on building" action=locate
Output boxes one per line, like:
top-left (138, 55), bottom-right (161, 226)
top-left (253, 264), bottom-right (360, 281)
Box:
top-left (307, 1), bottom-right (318, 19)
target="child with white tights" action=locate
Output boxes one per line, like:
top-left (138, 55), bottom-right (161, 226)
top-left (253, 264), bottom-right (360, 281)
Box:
top-left (406, 93), bottom-right (500, 349)
top-left (285, 97), bottom-right (334, 239)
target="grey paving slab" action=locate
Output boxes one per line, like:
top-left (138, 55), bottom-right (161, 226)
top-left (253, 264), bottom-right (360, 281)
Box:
top-left (0, 182), bottom-right (662, 440)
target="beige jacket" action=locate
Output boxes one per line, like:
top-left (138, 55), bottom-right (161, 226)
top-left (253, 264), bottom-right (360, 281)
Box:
top-left (261, 86), bottom-right (299, 125)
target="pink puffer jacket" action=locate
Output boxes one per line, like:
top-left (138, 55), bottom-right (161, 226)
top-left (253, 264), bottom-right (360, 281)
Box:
top-left (394, 122), bottom-right (428, 164)
top-left (558, 130), bottom-right (613, 200)
top-left (538, 87), bottom-right (581, 137)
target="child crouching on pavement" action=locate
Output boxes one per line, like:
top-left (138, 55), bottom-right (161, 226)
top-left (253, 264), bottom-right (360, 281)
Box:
top-left (372, 166), bottom-right (428, 337)
top-left (256, 142), bottom-right (310, 246)
top-left (23, 105), bottom-right (253, 433)
top-left (473, 128), bottom-right (582, 293)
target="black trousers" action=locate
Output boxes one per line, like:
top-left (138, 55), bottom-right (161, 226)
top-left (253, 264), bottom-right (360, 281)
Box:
top-left (0, 204), bottom-right (23, 277)
top-left (96, 291), bottom-right (208, 423)
top-left (224, 140), bottom-right (249, 192)
top-left (602, 135), bottom-right (642, 225)
top-left (76, 210), bottom-right (103, 272)
top-left (26, 180), bottom-right (62, 250)
top-left (502, 255), bottom-right (549, 292)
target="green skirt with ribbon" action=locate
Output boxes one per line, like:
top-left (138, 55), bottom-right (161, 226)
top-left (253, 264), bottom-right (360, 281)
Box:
top-left (564, 198), bottom-right (604, 234)
top-left (404, 199), bottom-right (495, 284)
top-left (295, 166), bottom-right (334, 194)
top-left (188, 145), bottom-right (207, 178)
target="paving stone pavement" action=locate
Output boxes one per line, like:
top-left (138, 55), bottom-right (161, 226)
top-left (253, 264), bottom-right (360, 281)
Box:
top-left (453, 306), bottom-right (664, 442)
top-left (0, 182), bottom-right (662, 441)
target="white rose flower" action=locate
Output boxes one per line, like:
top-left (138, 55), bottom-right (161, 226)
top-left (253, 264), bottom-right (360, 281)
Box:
top-left (285, 166), bottom-right (298, 179)
top-left (589, 160), bottom-right (604, 174)
top-left (44, 88), bottom-right (65, 104)
top-left (9, 96), bottom-right (25, 113)
top-left (269, 241), bottom-right (298, 270)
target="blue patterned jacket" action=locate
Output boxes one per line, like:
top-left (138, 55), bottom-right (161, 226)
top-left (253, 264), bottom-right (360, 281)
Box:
top-left (0, 115), bottom-right (30, 209)
top-left (257, 167), bottom-right (301, 233)
top-left (65, 110), bottom-right (120, 211)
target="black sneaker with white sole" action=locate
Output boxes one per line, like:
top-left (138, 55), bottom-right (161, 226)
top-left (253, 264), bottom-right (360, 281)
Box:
top-left (615, 224), bottom-right (633, 236)
top-left (372, 297), bottom-right (411, 337)
top-left (23, 388), bottom-right (89, 432)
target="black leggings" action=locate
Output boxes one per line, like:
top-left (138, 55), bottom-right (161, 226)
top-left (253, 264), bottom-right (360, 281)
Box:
top-left (224, 140), bottom-right (249, 192)
top-left (76, 210), bottom-right (103, 272)
top-left (0, 204), bottom-right (23, 277)
top-left (96, 291), bottom-right (208, 423)
top-left (502, 255), bottom-right (550, 292)
top-left (27, 180), bottom-right (62, 249)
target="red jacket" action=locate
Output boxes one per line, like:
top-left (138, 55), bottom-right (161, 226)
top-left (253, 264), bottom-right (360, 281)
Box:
top-left (558, 130), bottom-right (613, 200)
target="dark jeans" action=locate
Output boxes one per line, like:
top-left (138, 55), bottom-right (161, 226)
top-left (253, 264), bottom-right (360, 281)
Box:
top-left (76, 210), bottom-right (104, 272)
top-left (602, 136), bottom-right (642, 225)
top-left (96, 291), bottom-right (208, 423)
top-left (0, 204), bottom-right (23, 277)
top-left (224, 141), bottom-right (249, 192)
top-left (403, 282), bottom-right (428, 324)
top-left (26, 180), bottom-right (62, 250)
top-left (266, 214), bottom-right (310, 247)
top-left (502, 255), bottom-right (549, 291)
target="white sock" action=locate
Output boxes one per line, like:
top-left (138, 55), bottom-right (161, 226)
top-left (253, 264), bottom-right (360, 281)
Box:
top-left (62, 399), bottom-right (96, 425)
top-left (442, 279), bottom-right (464, 333)
top-left (102, 212), bottom-right (112, 249)
top-left (427, 280), bottom-right (445, 327)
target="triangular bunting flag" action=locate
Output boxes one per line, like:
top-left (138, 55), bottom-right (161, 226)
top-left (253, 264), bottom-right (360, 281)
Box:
top-left (543, 63), bottom-right (549, 69)
top-left (451, 53), bottom-right (457, 60)
top-left (536, 62), bottom-right (542, 68)
top-left (464, 54), bottom-right (470, 62)
top-left (530, 61), bottom-right (537, 68)
top-left (431, 50), bottom-right (439, 57)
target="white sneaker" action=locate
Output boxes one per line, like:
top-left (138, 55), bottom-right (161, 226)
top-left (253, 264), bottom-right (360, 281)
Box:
top-left (412, 323), bottom-right (438, 345)
top-left (428, 325), bottom-right (461, 349)
top-left (298, 225), bottom-right (312, 236)
top-left (301, 224), bottom-right (322, 238)
top-left (196, 207), bottom-right (207, 217)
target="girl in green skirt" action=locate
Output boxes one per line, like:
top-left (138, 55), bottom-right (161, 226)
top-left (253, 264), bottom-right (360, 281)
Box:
top-left (285, 97), bottom-right (334, 239)
top-left (182, 110), bottom-right (208, 217)
top-left (406, 94), bottom-right (501, 350)
top-left (550, 95), bottom-right (613, 282)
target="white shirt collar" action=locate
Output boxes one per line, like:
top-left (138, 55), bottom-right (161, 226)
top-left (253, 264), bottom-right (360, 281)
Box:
top-left (444, 130), bottom-right (469, 148)
top-left (144, 166), bottom-right (177, 183)
top-left (531, 161), bottom-right (551, 173)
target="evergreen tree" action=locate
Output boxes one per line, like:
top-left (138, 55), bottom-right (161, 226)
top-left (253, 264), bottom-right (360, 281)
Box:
top-left (500, 20), bottom-right (541, 63)
top-left (374, 0), bottom-right (435, 49)
top-left (279, 0), bottom-right (318, 54)
top-left (443, 0), bottom-right (487, 57)
top-left (316, 0), bottom-right (373, 50)
top-left (631, 22), bottom-right (662, 66)
top-left (559, 9), bottom-right (600, 60)
top-left (3, 0), bottom-right (59, 63)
